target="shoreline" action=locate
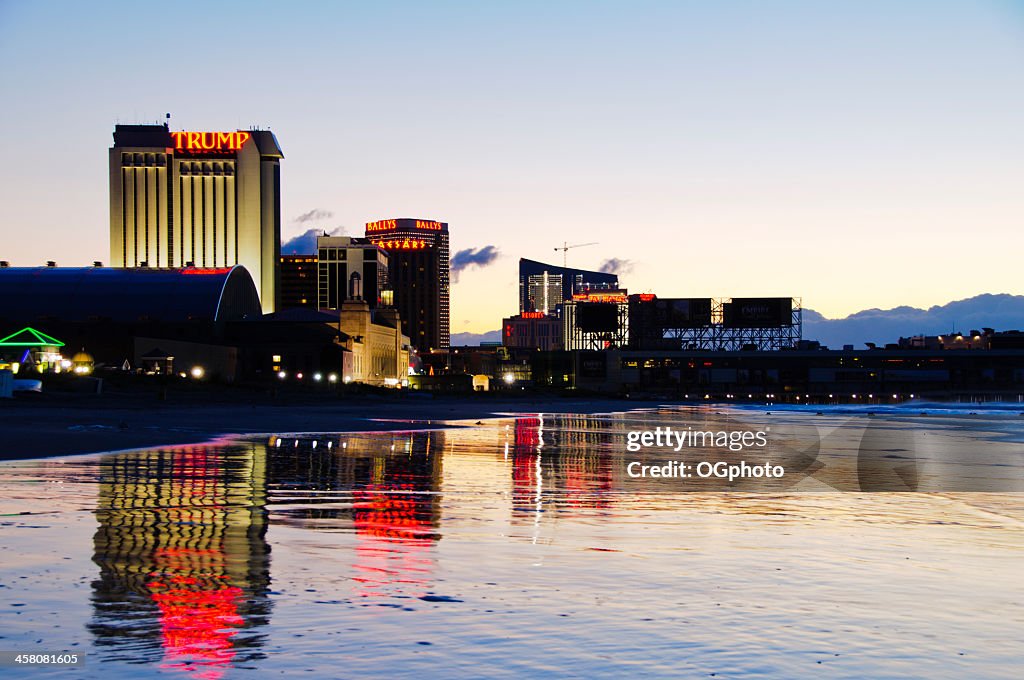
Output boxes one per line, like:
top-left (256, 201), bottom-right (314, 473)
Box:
top-left (6, 390), bottom-right (1023, 463)
top-left (0, 393), bottom-right (647, 461)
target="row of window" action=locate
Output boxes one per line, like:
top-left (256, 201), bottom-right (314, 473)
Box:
top-left (121, 152), bottom-right (166, 167)
top-left (179, 161), bottom-right (235, 176)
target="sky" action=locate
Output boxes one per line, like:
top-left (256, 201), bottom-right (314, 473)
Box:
top-left (1, 1), bottom-right (1022, 333)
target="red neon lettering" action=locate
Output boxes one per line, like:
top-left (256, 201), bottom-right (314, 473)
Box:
top-left (574, 292), bottom-right (627, 303)
top-left (186, 132), bottom-right (201, 150)
top-left (235, 131), bottom-right (250, 149)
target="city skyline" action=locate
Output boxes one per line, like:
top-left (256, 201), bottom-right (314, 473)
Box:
top-left (1, 1), bottom-right (1022, 333)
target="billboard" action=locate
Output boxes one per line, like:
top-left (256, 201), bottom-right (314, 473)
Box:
top-left (578, 351), bottom-right (608, 378)
top-left (664, 298), bottom-right (713, 327)
top-left (722, 298), bottom-right (792, 328)
top-left (576, 302), bottom-right (619, 332)
top-left (630, 297), bottom-right (712, 329)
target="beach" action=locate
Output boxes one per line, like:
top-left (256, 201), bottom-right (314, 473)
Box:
top-left (0, 406), bottom-right (1022, 678)
top-left (0, 389), bottom-right (643, 460)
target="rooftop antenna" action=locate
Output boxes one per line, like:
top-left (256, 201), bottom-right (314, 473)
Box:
top-left (554, 241), bottom-right (597, 268)
top-left (165, 112), bottom-right (170, 130)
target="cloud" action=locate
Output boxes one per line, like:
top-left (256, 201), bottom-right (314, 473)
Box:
top-left (293, 208), bottom-right (334, 224)
top-left (281, 226), bottom-right (346, 255)
top-left (451, 245), bottom-right (500, 282)
top-left (598, 258), bottom-right (634, 276)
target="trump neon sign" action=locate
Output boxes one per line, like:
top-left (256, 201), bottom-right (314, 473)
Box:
top-left (171, 131), bottom-right (251, 152)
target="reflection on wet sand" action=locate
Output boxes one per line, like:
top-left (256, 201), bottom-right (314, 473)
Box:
top-left (267, 431), bottom-right (444, 598)
top-left (510, 415), bottom-right (614, 516)
top-left (89, 444), bottom-right (272, 679)
top-left (38, 405), bottom-right (1019, 677)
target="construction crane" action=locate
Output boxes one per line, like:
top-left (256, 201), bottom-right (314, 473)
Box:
top-left (554, 241), bottom-right (597, 268)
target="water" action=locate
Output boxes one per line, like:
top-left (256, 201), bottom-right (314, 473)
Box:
top-left (1, 406), bottom-right (1023, 678)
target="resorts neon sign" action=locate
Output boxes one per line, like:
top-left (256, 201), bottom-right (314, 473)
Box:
top-left (171, 131), bottom-right (251, 152)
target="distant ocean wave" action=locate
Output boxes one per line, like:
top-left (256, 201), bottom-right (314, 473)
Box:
top-left (730, 400), bottom-right (1024, 417)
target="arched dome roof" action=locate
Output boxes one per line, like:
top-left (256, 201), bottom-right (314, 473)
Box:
top-left (0, 266), bottom-right (261, 325)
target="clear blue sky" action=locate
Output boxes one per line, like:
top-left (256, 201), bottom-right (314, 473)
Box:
top-left (1, 1), bottom-right (1022, 331)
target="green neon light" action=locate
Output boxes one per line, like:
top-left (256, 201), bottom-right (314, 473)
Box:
top-left (0, 327), bottom-right (66, 348)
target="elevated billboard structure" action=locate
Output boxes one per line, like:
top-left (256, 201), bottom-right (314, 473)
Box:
top-left (563, 290), bottom-right (630, 351)
top-left (629, 296), bottom-right (801, 351)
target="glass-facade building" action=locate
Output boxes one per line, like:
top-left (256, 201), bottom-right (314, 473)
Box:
top-left (364, 219), bottom-right (450, 352)
top-left (518, 258), bottom-right (619, 316)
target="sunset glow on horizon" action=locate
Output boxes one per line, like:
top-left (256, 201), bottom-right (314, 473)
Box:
top-left (1, 1), bottom-right (1022, 331)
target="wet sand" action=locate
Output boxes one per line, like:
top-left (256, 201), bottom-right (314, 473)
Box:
top-left (1, 411), bottom-right (1022, 677)
top-left (0, 392), bottom-right (644, 460)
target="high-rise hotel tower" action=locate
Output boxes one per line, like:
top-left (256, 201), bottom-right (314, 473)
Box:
top-left (109, 124), bottom-right (283, 313)
top-left (364, 219), bottom-right (449, 352)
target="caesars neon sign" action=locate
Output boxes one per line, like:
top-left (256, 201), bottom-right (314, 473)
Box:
top-left (371, 238), bottom-right (431, 250)
top-left (171, 131), bottom-right (251, 152)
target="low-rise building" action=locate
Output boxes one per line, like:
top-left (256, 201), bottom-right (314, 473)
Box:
top-left (337, 300), bottom-right (410, 386)
top-left (279, 255), bottom-right (318, 309)
top-left (502, 312), bottom-right (562, 351)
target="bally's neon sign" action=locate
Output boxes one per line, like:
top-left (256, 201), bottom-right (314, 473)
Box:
top-left (171, 131), bottom-right (251, 152)
top-left (366, 219), bottom-right (445, 233)
top-left (366, 220), bottom-right (397, 232)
